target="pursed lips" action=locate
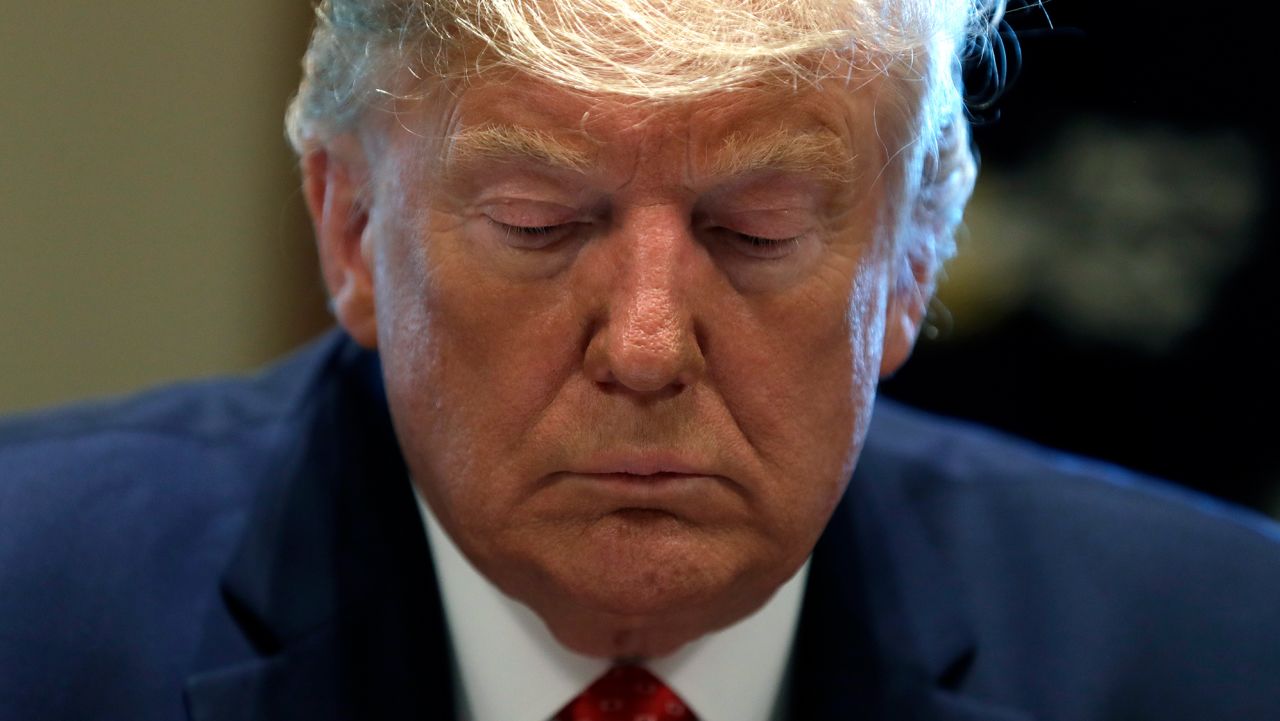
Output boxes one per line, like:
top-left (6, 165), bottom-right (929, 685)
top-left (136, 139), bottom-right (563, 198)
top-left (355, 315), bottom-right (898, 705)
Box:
top-left (556, 452), bottom-right (728, 511)
top-left (540, 451), bottom-right (749, 523)
top-left (567, 451), bottom-right (714, 479)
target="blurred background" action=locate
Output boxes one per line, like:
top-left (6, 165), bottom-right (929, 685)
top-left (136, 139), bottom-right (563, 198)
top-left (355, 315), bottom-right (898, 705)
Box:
top-left (0, 0), bottom-right (326, 413)
top-left (883, 2), bottom-right (1280, 518)
top-left (2, 2), bottom-right (1275, 517)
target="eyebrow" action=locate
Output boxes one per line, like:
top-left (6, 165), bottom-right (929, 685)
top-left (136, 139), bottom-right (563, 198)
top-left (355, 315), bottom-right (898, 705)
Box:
top-left (709, 128), bottom-right (857, 184)
top-left (442, 123), bottom-right (856, 185)
top-left (445, 124), bottom-right (597, 175)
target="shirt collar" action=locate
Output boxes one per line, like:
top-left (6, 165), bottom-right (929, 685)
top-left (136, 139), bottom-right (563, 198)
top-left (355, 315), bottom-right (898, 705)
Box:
top-left (416, 487), bottom-right (808, 721)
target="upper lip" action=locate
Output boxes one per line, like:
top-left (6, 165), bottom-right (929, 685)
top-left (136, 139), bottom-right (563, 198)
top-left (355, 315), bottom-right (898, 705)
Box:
top-left (568, 451), bottom-right (715, 477)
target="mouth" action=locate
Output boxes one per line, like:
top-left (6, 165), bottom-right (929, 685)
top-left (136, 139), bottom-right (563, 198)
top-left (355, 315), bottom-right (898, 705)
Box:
top-left (551, 451), bottom-right (737, 521)
top-left (568, 451), bottom-right (713, 478)
top-left (553, 470), bottom-right (725, 520)
top-left (581, 471), bottom-right (703, 483)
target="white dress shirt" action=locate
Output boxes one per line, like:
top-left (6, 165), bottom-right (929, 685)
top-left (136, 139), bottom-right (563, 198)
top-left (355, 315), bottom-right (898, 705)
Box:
top-left (415, 488), bottom-right (809, 721)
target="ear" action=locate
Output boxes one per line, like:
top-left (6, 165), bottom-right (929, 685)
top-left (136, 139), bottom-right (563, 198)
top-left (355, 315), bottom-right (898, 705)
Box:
top-left (880, 112), bottom-right (975, 378)
top-left (879, 239), bottom-right (937, 378)
top-left (302, 138), bottom-right (378, 348)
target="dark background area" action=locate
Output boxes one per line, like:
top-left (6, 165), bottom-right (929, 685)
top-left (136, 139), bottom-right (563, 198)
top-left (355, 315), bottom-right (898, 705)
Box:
top-left (883, 1), bottom-right (1278, 514)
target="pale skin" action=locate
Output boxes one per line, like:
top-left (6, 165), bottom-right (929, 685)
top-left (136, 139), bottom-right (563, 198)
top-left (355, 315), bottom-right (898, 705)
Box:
top-left (303, 70), bottom-right (936, 659)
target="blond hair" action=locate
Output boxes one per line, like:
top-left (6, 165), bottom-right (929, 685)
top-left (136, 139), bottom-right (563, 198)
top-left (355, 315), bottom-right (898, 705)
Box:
top-left (286, 0), bottom-right (1010, 262)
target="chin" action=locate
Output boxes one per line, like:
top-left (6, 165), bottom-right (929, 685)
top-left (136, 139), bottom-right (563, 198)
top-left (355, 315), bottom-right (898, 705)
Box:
top-left (556, 516), bottom-right (740, 611)
top-left (551, 619), bottom-right (700, 660)
top-left (539, 567), bottom-right (772, 659)
top-left (537, 570), bottom-right (735, 659)
top-left (534, 540), bottom-right (774, 655)
top-left (563, 564), bottom-right (711, 618)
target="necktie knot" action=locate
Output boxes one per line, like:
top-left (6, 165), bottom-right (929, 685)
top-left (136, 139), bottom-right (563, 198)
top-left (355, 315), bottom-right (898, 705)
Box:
top-left (554, 664), bottom-right (697, 721)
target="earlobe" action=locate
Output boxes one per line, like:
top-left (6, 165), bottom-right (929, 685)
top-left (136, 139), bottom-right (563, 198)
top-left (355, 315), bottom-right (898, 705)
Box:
top-left (879, 241), bottom-right (936, 379)
top-left (302, 141), bottom-right (379, 348)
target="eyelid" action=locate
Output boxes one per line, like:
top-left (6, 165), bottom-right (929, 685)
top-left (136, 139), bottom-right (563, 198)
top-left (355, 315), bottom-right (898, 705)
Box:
top-left (717, 207), bottom-right (812, 223)
top-left (478, 197), bottom-right (576, 212)
top-left (718, 230), bottom-right (804, 261)
top-left (484, 217), bottom-right (581, 252)
top-left (479, 198), bottom-right (583, 227)
top-left (488, 218), bottom-right (574, 234)
top-left (706, 208), bottom-right (814, 242)
top-left (736, 231), bottom-right (803, 244)
top-left (703, 170), bottom-right (830, 206)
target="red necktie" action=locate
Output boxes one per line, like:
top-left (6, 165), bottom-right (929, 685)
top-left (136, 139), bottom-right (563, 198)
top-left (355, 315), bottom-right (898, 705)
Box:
top-left (553, 665), bottom-right (699, 721)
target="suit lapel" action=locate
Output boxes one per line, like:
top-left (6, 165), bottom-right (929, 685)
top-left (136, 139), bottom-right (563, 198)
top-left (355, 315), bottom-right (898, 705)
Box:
top-left (787, 425), bottom-right (1035, 721)
top-left (184, 339), bottom-right (456, 720)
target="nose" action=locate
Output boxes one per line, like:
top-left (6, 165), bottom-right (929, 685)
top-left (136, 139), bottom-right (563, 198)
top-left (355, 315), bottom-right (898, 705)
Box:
top-left (583, 214), bottom-right (706, 396)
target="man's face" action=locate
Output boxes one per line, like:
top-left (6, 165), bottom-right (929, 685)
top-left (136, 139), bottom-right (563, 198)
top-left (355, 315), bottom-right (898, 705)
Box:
top-left (338, 71), bottom-right (919, 657)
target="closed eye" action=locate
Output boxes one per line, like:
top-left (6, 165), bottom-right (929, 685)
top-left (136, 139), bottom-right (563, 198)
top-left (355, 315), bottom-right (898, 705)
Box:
top-left (737, 233), bottom-right (798, 246)
top-left (723, 230), bottom-right (802, 259)
top-left (496, 222), bottom-right (564, 236)
top-left (486, 218), bottom-right (579, 250)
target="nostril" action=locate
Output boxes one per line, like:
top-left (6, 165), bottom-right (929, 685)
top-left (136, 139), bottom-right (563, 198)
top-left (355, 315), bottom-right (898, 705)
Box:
top-left (581, 271), bottom-right (706, 396)
top-left (589, 366), bottom-right (698, 399)
top-left (616, 361), bottom-right (679, 394)
top-left (584, 326), bottom-right (697, 396)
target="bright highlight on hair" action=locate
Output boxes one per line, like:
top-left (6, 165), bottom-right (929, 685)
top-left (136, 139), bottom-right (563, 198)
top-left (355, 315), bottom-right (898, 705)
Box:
top-left (286, 0), bottom-right (1008, 153)
top-left (285, 0), bottom-right (1014, 269)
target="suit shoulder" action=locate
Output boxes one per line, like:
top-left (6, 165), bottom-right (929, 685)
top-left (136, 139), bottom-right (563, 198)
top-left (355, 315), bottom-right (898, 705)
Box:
top-left (862, 400), bottom-right (1280, 715)
top-left (0, 332), bottom-right (345, 448)
top-left (0, 331), bottom-right (364, 530)
top-left (0, 333), bottom-right (358, 595)
top-left (0, 336), bottom-right (322, 538)
top-left (866, 398), bottom-right (1280, 556)
top-left (0, 331), bottom-right (367, 718)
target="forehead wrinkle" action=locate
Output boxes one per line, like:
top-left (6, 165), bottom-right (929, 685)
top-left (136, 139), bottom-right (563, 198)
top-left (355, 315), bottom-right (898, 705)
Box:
top-left (709, 128), bottom-right (857, 184)
top-left (444, 123), bottom-right (598, 177)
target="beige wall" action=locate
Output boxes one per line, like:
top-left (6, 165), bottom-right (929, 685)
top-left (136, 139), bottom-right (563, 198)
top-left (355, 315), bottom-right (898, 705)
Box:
top-left (1, 1), bottom-right (328, 414)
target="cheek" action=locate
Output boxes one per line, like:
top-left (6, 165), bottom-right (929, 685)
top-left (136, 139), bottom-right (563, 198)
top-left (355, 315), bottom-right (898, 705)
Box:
top-left (713, 252), bottom-right (889, 525)
top-left (373, 217), bottom-right (580, 529)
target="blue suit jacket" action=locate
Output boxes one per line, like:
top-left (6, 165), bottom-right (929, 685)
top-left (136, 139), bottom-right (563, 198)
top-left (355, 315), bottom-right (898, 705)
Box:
top-left (2, 331), bottom-right (1278, 721)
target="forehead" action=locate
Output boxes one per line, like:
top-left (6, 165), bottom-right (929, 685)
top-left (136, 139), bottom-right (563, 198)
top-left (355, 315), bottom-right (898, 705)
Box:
top-left (387, 70), bottom-right (889, 183)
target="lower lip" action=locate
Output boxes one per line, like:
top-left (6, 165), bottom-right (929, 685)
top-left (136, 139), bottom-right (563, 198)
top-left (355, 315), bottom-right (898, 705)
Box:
top-left (558, 472), bottom-right (718, 503)
top-left (584, 472), bottom-right (703, 483)
top-left (549, 472), bottom-right (737, 524)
